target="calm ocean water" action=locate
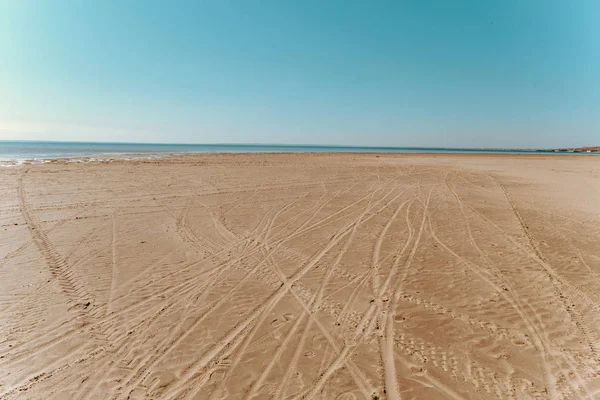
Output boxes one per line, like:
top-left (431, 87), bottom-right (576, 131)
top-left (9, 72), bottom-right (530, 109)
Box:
top-left (0, 140), bottom-right (593, 166)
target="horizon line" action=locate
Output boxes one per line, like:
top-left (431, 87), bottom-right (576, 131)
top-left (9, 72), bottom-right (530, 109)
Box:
top-left (0, 139), bottom-right (591, 151)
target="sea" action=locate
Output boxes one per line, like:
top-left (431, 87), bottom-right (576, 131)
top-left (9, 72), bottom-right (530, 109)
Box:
top-left (0, 140), bottom-right (595, 166)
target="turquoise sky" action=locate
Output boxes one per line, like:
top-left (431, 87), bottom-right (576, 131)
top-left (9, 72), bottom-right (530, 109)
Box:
top-left (1, 1), bottom-right (598, 148)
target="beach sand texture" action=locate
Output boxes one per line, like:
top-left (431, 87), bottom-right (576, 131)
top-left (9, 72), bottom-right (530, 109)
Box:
top-left (1, 153), bottom-right (600, 399)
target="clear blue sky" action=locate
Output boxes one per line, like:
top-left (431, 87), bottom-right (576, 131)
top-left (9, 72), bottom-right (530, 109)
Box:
top-left (1, 1), bottom-right (598, 148)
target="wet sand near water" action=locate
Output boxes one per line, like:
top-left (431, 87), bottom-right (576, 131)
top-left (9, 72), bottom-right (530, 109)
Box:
top-left (1, 153), bottom-right (600, 399)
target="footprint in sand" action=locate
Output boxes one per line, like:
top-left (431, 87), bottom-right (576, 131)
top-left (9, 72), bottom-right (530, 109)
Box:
top-left (304, 350), bottom-right (316, 358)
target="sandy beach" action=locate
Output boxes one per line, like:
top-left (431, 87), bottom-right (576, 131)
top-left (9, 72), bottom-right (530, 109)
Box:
top-left (1, 153), bottom-right (599, 399)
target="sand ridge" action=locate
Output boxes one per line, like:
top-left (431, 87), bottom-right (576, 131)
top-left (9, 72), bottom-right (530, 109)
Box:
top-left (1, 153), bottom-right (600, 399)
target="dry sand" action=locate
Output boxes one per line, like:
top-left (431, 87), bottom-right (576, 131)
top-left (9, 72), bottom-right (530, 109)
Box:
top-left (1, 153), bottom-right (600, 399)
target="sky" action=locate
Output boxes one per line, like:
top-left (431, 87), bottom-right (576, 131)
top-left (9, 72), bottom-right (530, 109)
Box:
top-left (1, 1), bottom-right (599, 148)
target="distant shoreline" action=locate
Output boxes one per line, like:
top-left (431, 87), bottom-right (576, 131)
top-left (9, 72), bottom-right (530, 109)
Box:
top-left (1, 140), bottom-right (599, 164)
top-left (551, 146), bottom-right (600, 153)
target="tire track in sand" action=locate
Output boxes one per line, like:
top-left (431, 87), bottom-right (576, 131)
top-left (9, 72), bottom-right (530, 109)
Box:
top-left (110, 196), bottom-right (306, 400)
top-left (17, 174), bottom-right (97, 321)
top-left (285, 186), bottom-right (418, 400)
top-left (168, 184), bottom-right (401, 400)
top-left (268, 187), bottom-right (399, 400)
